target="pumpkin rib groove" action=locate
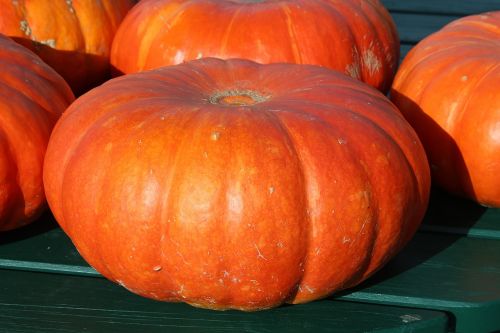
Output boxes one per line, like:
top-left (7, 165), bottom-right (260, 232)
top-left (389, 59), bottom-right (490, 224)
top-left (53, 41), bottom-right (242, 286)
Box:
top-left (142, 1), bottom-right (194, 68)
top-left (134, 104), bottom-right (207, 302)
top-left (263, 104), bottom-right (380, 302)
top-left (71, 5), bottom-right (87, 53)
top-left (219, 6), bottom-right (242, 58)
top-left (355, 1), bottom-right (386, 83)
top-left (411, 56), bottom-right (498, 141)
top-left (0, 127), bottom-right (22, 230)
top-left (452, 61), bottom-right (500, 133)
top-left (266, 86), bottom-right (424, 227)
top-left (98, 1), bottom-right (117, 45)
top-left (272, 97), bottom-right (427, 277)
top-left (358, 0), bottom-right (399, 90)
top-left (235, 107), bottom-right (309, 305)
top-left (156, 111), bottom-right (207, 302)
top-left (401, 43), bottom-right (493, 82)
top-left (64, 101), bottom-right (206, 284)
top-left (343, 1), bottom-right (375, 83)
top-left (0, 45), bottom-right (73, 113)
top-left (279, 3), bottom-right (302, 65)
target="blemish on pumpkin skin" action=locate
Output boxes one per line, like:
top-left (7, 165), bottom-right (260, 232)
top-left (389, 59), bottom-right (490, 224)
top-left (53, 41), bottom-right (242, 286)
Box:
top-left (19, 20), bottom-right (31, 36)
top-left (363, 45), bottom-right (382, 76)
top-left (153, 265), bottom-right (162, 272)
top-left (19, 20), bottom-right (56, 48)
top-left (65, 0), bottom-right (75, 14)
top-left (337, 138), bottom-right (347, 145)
top-left (176, 285), bottom-right (187, 299)
top-left (346, 63), bottom-right (361, 80)
top-left (268, 186), bottom-right (275, 194)
top-left (173, 50), bottom-right (185, 64)
top-left (205, 297), bottom-right (217, 304)
top-left (254, 244), bottom-right (268, 261)
top-left (210, 131), bottom-right (221, 141)
top-left (303, 285), bottom-right (316, 293)
top-left (36, 39), bottom-right (56, 48)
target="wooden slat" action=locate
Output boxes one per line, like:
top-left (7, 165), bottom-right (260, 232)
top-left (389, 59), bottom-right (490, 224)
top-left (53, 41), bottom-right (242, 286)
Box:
top-left (339, 232), bottom-right (500, 333)
top-left (391, 12), bottom-right (458, 44)
top-left (0, 269), bottom-right (449, 333)
top-left (383, 0), bottom-right (500, 16)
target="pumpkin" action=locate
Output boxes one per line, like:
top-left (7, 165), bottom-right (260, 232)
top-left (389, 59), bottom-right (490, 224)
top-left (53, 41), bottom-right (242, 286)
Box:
top-left (0, 0), bottom-right (136, 95)
top-left (110, 0), bottom-right (399, 93)
top-left (44, 58), bottom-right (430, 310)
top-left (0, 34), bottom-right (74, 231)
top-left (391, 11), bottom-right (500, 207)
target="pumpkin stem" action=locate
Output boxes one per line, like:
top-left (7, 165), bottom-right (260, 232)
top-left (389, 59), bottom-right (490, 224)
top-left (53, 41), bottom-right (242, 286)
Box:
top-left (209, 89), bottom-right (269, 106)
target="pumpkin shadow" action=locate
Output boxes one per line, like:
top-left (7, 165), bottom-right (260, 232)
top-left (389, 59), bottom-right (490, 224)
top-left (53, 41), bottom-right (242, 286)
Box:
top-left (11, 36), bottom-right (111, 97)
top-left (0, 210), bottom-right (59, 246)
top-left (333, 92), bottom-right (487, 297)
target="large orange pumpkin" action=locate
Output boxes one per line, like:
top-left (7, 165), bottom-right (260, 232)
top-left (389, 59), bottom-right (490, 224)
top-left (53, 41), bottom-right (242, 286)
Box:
top-left (110, 0), bottom-right (399, 93)
top-left (0, 34), bottom-right (74, 231)
top-left (44, 58), bottom-right (430, 310)
top-left (0, 0), bottom-right (136, 95)
top-left (391, 11), bottom-right (500, 207)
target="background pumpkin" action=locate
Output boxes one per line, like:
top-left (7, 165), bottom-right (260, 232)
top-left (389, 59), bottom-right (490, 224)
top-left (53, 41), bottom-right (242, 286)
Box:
top-left (44, 58), bottom-right (430, 311)
top-left (391, 11), bottom-right (500, 207)
top-left (0, 34), bottom-right (74, 231)
top-left (0, 0), bottom-right (136, 95)
top-left (110, 0), bottom-right (399, 93)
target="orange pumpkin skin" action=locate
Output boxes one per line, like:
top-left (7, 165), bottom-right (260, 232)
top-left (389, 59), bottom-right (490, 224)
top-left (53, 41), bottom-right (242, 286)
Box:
top-left (110, 0), bottom-right (399, 93)
top-left (0, 0), bottom-right (136, 95)
top-left (44, 58), bottom-right (429, 310)
top-left (391, 12), bottom-right (500, 207)
top-left (0, 34), bottom-right (74, 231)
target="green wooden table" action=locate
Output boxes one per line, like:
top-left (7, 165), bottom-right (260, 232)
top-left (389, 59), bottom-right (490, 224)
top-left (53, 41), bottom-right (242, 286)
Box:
top-left (2, 1), bottom-right (500, 332)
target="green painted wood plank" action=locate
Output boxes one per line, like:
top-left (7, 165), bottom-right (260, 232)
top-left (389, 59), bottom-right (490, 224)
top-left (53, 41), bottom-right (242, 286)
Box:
top-left (421, 188), bottom-right (500, 239)
top-left (0, 212), bottom-right (95, 275)
top-left (390, 12), bottom-right (458, 44)
top-left (338, 233), bottom-right (500, 333)
top-left (400, 43), bottom-right (413, 60)
top-left (0, 269), bottom-right (448, 333)
top-left (383, 0), bottom-right (499, 16)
